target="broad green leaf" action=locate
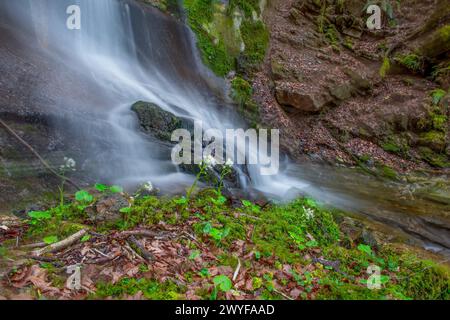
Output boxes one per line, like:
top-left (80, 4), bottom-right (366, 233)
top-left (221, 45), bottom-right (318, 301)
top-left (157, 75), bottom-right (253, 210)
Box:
top-left (175, 197), bottom-right (188, 205)
top-left (242, 200), bottom-right (252, 207)
top-left (81, 235), bottom-right (91, 242)
top-left (109, 185), bottom-right (123, 193)
top-left (28, 211), bottom-right (52, 220)
top-left (75, 190), bottom-right (93, 203)
top-left (202, 222), bottom-right (212, 234)
top-left (95, 183), bottom-right (108, 192)
top-left (213, 275), bottom-right (232, 292)
top-left (357, 244), bottom-right (372, 255)
top-left (119, 207), bottom-right (131, 213)
top-left (43, 235), bottom-right (58, 244)
top-left (189, 250), bottom-right (201, 260)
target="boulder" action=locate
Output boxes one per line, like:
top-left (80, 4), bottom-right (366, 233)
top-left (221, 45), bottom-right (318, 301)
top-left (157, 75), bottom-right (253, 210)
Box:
top-left (131, 101), bottom-right (193, 142)
top-left (275, 81), bottom-right (332, 113)
top-left (86, 194), bottom-right (129, 224)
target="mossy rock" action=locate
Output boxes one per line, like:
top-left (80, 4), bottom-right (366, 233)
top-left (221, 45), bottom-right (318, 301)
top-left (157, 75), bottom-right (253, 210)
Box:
top-left (419, 25), bottom-right (450, 60)
top-left (418, 131), bottom-right (447, 153)
top-left (131, 101), bottom-right (193, 142)
top-left (418, 147), bottom-right (450, 168)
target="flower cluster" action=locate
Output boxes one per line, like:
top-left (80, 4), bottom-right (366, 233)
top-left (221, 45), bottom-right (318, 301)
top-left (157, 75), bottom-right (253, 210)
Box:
top-left (60, 157), bottom-right (76, 172)
top-left (203, 155), bottom-right (217, 169)
top-left (202, 155), bottom-right (234, 169)
top-left (303, 206), bottom-right (315, 220)
top-left (143, 181), bottom-right (153, 192)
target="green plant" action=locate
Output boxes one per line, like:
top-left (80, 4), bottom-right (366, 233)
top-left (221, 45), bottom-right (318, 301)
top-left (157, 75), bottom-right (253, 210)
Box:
top-left (57, 157), bottom-right (76, 208)
top-left (430, 89), bottom-right (447, 105)
top-left (379, 56), bottom-right (390, 78)
top-left (395, 53), bottom-right (423, 72)
top-left (202, 222), bottom-right (230, 244)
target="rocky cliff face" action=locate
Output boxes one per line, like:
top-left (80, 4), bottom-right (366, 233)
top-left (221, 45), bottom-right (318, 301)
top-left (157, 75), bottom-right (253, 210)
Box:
top-left (253, 0), bottom-right (449, 173)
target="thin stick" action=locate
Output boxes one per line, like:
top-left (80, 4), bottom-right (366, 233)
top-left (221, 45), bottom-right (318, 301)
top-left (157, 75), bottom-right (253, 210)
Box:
top-left (127, 235), bottom-right (154, 262)
top-left (232, 258), bottom-right (241, 282)
top-left (32, 229), bottom-right (87, 256)
top-left (21, 242), bottom-right (47, 249)
top-left (0, 118), bottom-right (80, 189)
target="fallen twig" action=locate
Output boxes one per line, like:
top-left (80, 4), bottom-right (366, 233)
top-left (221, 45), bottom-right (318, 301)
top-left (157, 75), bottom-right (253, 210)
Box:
top-left (117, 229), bottom-right (174, 240)
top-left (232, 258), bottom-right (241, 282)
top-left (127, 235), bottom-right (154, 262)
top-left (273, 288), bottom-right (294, 300)
top-left (21, 242), bottom-right (47, 249)
top-left (32, 229), bottom-right (87, 256)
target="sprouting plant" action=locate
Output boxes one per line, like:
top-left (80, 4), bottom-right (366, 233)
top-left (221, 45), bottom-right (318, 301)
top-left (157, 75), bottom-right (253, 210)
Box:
top-left (430, 89), bottom-right (447, 105)
top-left (28, 210), bottom-right (52, 225)
top-left (379, 56), bottom-right (390, 78)
top-left (217, 158), bottom-right (233, 195)
top-left (241, 199), bottom-right (261, 213)
top-left (58, 157), bottom-right (76, 207)
top-left (95, 183), bottom-right (123, 194)
top-left (289, 227), bottom-right (318, 250)
top-left (202, 222), bottom-right (230, 244)
top-left (212, 274), bottom-right (232, 298)
top-left (179, 155), bottom-right (234, 212)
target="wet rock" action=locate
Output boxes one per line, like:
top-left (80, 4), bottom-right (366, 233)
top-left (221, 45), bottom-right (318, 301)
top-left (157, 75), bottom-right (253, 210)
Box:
top-left (339, 216), bottom-right (364, 246)
top-left (86, 194), bottom-right (129, 224)
top-left (131, 101), bottom-right (193, 142)
top-left (329, 83), bottom-right (354, 101)
top-left (275, 81), bottom-right (332, 113)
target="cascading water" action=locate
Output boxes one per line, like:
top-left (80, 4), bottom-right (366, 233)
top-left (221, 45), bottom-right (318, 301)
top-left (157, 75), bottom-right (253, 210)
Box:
top-left (0, 0), bottom-right (306, 196)
top-left (1, 0), bottom-right (449, 253)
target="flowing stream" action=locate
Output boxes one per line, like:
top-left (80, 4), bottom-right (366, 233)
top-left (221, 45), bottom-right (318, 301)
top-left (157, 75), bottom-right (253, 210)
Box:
top-left (0, 0), bottom-right (449, 255)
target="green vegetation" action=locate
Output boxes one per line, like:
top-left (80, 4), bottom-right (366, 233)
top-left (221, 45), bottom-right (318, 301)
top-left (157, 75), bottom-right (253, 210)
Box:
top-left (416, 89), bottom-right (449, 167)
top-left (231, 76), bottom-right (252, 105)
top-left (183, 0), bottom-right (269, 77)
top-left (395, 53), bottom-right (423, 73)
top-left (379, 56), bottom-right (391, 78)
top-left (3, 178), bottom-right (448, 300)
top-left (95, 278), bottom-right (183, 299)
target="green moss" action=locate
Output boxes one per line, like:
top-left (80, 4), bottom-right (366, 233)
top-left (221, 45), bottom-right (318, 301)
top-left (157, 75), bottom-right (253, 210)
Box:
top-left (379, 56), bottom-right (391, 78)
top-left (231, 76), bottom-right (252, 105)
top-left (419, 147), bottom-right (450, 168)
top-left (378, 165), bottom-right (397, 180)
top-left (94, 277), bottom-right (184, 299)
top-left (228, 0), bottom-right (261, 18)
top-left (430, 89), bottom-right (447, 105)
top-left (239, 19), bottom-right (269, 69)
top-left (395, 53), bottom-right (423, 73)
top-left (419, 131), bottom-right (446, 150)
top-left (183, 0), bottom-right (268, 77)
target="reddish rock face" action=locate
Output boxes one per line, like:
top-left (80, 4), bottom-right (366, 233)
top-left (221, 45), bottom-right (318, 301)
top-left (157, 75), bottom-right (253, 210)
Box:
top-left (253, 0), bottom-right (449, 171)
top-left (275, 81), bottom-right (332, 113)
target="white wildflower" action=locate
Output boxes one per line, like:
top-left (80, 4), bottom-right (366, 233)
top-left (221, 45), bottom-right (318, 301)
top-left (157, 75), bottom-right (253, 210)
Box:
top-left (304, 206), bottom-right (315, 220)
top-left (143, 181), bottom-right (153, 192)
top-left (60, 157), bottom-right (76, 172)
top-left (203, 154), bottom-right (217, 169)
top-left (225, 158), bottom-right (234, 167)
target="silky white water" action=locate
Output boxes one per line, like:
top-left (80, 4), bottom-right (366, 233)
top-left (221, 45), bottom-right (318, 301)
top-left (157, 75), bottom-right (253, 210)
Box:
top-left (1, 0), bottom-right (307, 196)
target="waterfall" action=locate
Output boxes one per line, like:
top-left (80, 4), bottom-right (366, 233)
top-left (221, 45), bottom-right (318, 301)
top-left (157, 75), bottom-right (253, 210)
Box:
top-left (0, 0), bottom-right (306, 196)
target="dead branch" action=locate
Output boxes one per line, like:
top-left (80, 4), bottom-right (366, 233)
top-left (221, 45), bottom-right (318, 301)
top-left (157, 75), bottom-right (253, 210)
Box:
top-left (20, 242), bottom-right (47, 249)
top-left (232, 258), bottom-right (241, 282)
top-left (117, 229), bottom-right (174, 240)
top-left (127, 235), bottom-right (154, 262)
top-left (0, 118), bottom-right (80, 190)
top-left (32, 229), bottom-right (87, 256)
